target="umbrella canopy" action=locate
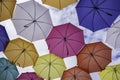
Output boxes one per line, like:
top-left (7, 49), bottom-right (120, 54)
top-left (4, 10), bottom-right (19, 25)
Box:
top-left (61, 66), bottom-right (92, 80)
top-left (0, 0), bottom-right (16, 22)
top-left (4, 38), bottom-right (39, 68)
top-left (99, 64), bottom-right (120, 80)
top-left (106, 20), bottom-right (120, 49)
top-left (0, 25), bottom-right (9, 51)
top-left (17, 72), bottom-right (44, 80)
top-left (33, 54), bottom-right (66, 80)
top-left (46, 23), bottom-right (85, 58)
top-left (41, 0), bottom-right (77, 9)
top-left (76, 0), bottom-right (120, 32)
top-left (77, 42), bottom-right (112, 73)
top-left (0, 58), bottom-right (19, 80)
top-left (12, 0), bottom-right (53, 41)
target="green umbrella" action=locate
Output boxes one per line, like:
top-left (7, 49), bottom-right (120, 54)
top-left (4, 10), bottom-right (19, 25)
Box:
top-left (99, 64), bottom-right (120, 80)
top-left (0, 58), bottom-right (19, 80)
top-left (33, 54), bottom-right (66, 80)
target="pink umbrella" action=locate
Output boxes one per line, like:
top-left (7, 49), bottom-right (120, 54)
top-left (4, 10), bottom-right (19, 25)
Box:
top-left (46, 23), bottom-right (85, 58)
top-left (17, 72), bottom-right (43, 80)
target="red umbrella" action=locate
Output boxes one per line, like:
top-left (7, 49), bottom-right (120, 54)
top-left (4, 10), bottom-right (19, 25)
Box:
top-left (77, 42), bottom-right (112, 73)
top-left (62, 66), bottom-right (92, 80)
top-left (46, 23), bottom-right (85, 58)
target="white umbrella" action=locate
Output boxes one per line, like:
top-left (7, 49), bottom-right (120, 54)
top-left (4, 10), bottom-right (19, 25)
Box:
top-left (12, 0), bottom-right (53, 41)
top-left (106, 20), bottom-right (120, 49)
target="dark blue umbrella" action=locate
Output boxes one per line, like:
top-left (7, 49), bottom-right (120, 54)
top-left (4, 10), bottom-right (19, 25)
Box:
top-left (0, 58), bottom-right (19, 80)
top-left (76, 0), bottom-right (120, 32)
top-left (0, 25), bottom-right (9, 51)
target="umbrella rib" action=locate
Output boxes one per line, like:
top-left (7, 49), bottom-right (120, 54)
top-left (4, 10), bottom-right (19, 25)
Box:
top-left (23, 52), bottom-right (26, 67)
top-left (94, 49), bottom-right (111, 55)
top-left (51, 58), bottom-right (58, 63)
top-left (32, 0), bottom-right (36, 19)
top-left (50, 40), bottom-right (63, 52)
top-left (36, 22), bottom-right (46, 38)
top-left (51, 65), bottom-right (60, 76)
top-left (65, 23), bottom-right (70, 37)
top-left (46, 37), bottom-right (61, 41)
top-left (92, 56), bottom-right (103, 70)
top-left (115, 71), bottom-right (119, 80)
top-left (25, 51), bottom-right (35, 64)
top-left (36, 9), bottom-right (49, 20)
top-left (31, 23), bottom-right (35, 41)
top-left (67, 30), bottom-right (81, 39)
top-left (96, 10), bottom-right (110, 27)
top-left (40, 57), bottom-right (49, 63)
top-left (100, 7), bottom-right (120, 12)
top-left (37, 21), bottom-right (53, 26)
top-left (52, 63), bottom-right (66, 68)
top-left (94, 54), bottom-right (111, 61)
top-left (67, 39), bottom-right (84, 45)
top-left (92, 10), bottom-right (96, 31)
top-left (99, 9), bottom-right (112, 16)
top-left (65, 42), bottom-right (69, 56)
top-left (66, 41), bottom-right (77, 55)
top-left (90, 0), bottom-right (95, 6)
top-left (0, 2), bottom-right (2, 17)
top-left (78, 56), bottom-right (89, 66)
top-left (97, 0), bottom-right (106, 6)
top-left (8, 69), bottom-right (16, 80)
top-left (17, 4), bottom-right (33, 19)
top-left (2, 2), bottom-right (12, 17)
top-left (10, 42), bottom-right (22, 48)
top-left (54, 28), bottom-right (64, 37)
top-left (88, 56), bottom-right (92, 72)
top-left (59, 0), bottom-right (61, 9)
top-left (5, 49), bottom-right (23, 52)
top-left (77, 6), bottom-right (93, 8)
top-left (38, 64), bottom-right (49, 75)
top-left (80, 9), bottom-right (94, 24)
top-left (12, 19), bottom-right (32, 21)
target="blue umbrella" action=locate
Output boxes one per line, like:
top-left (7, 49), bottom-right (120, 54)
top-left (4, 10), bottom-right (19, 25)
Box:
top-left (0, 25), bottom-right (9, 51)
top-left (76, 0), bottom-right (120, 32)
top-left (0, 58), bottom-right (19, 80)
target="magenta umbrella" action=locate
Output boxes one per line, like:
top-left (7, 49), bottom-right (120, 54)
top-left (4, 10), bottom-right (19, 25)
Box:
top-left (46, 23), bottom-right (85, 58)
top-left (17, 72), bottom-right (43, 80)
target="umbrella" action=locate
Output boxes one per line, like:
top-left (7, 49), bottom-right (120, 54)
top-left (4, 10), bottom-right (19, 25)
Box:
top-left (12, 0), bottom-right (53, 41)
top-left (76, 0), bottom-right (120, 32)
top-left (41, 0), bottom-right (77, 9)
top-left (0, 25), bottom-right (9, 51)
top-left (17, 72), bottom-right (44, 80)
top-left (106, 20), bottom-right (120, 49)
top-left (33, 54), bottom-right (66, 80)
top-left (99, 64), bottom-right (120, 80)
top-left (61, 66), bottom-right (92, 80)
top-left (4, 38), bottom-right (39, 68)
top-left (46, 23), bottom-right (85, 58)
top-left (0, 0), bottom-right (16, 22)
top-left (0, 58), bottom-right (19, 80)
top-left (77, 42), bottom-right (112, 73)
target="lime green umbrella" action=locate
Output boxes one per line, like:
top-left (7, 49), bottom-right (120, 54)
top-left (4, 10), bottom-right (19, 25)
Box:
top-left (99, 64), bottom-right (120, 80)
top-left (33, 54), bottom-right (66, 80)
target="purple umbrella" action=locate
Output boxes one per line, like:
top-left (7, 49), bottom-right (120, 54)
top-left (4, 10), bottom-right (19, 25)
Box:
top-left (17, 72), bottom-right (43, 80)
top-left (46, 23), bottom-right (85, 58)
top-left (76, 0), bottom-right (120, 32)
top-left (0, 25), bottom-right (9, 51)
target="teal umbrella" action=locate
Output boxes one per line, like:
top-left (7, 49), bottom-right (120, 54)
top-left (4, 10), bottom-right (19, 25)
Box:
top-left (0, 58), bottom-right (19, 80)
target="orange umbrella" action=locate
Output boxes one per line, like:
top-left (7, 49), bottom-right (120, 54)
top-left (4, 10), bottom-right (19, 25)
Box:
top-left (0, 0), bottom-right (16, 21)
top-left (77, 42), bottom-right (112, 73)
top-left (62, 66), bottom-right (92, 80)
top-left (4, 38), bottom-right (39, 68)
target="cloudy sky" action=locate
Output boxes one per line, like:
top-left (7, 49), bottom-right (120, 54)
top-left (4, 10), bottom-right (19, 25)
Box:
top-left (0, 0), bottom-right (120, 80)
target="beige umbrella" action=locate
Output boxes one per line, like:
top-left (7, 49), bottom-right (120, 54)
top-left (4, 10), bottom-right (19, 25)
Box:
top-left (4, 38), bottom-right (39, 68)
top-left (0, 0), bottom-right (16, 21)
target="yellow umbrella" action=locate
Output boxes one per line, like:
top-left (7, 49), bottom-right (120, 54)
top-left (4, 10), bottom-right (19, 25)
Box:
top-left (4, 38), bottom-right (39, 68)
top-left (33, 54), bottom-right (66, 80)
top-left (41, 0), bottom-right (77, 9)
top-left (99, 64), bottom-right (120, 80)
top-left (0, 0), bottom-right (16, 21)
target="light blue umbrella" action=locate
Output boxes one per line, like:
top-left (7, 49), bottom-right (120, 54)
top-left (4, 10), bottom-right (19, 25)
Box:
top-left (0, 58), bottom-right (19, 80)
